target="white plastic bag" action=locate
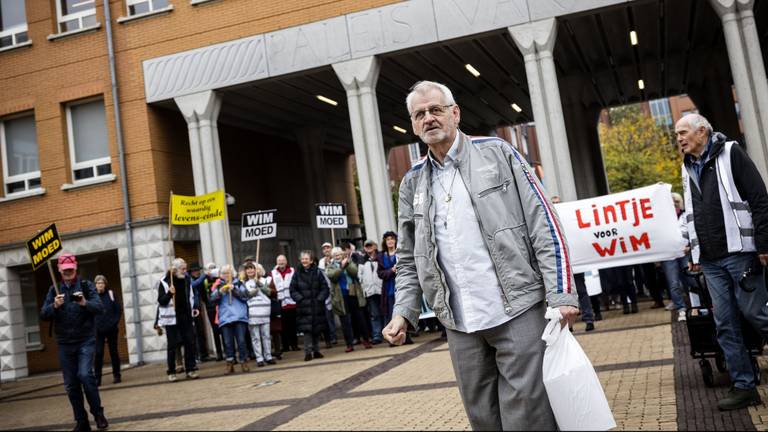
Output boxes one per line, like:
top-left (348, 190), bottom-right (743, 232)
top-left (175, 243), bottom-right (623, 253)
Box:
top-left (541, 307), bottom-right (616, 431)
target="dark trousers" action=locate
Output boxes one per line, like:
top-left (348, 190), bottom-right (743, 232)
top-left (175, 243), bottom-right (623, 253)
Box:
top-left (205, 304), bottom-right (224, 359)
top-left (640, 263), bottom-right (665, 304)
top-left (304, 331), bottom-right (321, 355)
top-left (220, 321), bottom-right (249, 363)
top-left (165, 322), bottom-right (196, 375)
top-left (573, 273), bottom-right (595, 323)
top-left (281, 307), bottom-right (298, 351)
top-left (94, 327), bottom-right (121, 385)
top-left (58, 338), bottom-right (103, 424)
top-left (194, 311), bottom-right (209, 360)
top-left (340, 295), bottom-right (370, 346)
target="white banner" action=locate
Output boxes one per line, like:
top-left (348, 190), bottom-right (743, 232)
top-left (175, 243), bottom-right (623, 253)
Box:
top-left (553, 183), bottom-right (686, 273)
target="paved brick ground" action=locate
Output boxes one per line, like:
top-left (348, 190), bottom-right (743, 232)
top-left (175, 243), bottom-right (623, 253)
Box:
top-left (1, 300), bottom-right (766, 431)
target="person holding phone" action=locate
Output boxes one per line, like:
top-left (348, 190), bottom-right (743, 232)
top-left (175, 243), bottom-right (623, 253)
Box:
top-left (40, 253), bottom-right (109, 432)
top-left (93, 275), bottom-right (123, 386)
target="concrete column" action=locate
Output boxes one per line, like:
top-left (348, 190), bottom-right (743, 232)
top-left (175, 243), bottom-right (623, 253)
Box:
top-left (174, 90), bottom-right (231, 266)
top-left (0, 267), bottom-right (28, 381)
top-left (333, 56), bottom-right (396, 242)
top-left (710, 0), bottom-right (768, 179)
top-left (297, 127), bottom-right (328, 249)
top-left (737, 0), bottom-right (768, 153)
top-left (509, 19), bottom-right (578, 201)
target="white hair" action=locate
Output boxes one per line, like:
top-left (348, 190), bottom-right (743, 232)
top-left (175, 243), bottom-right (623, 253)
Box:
top-left (205, 262), bottom-right (217, 271)
top-left (219, 264), bottom-right (234, 277)
top-left (331, 246), bottom-right (344, 257)
top-left (671, 192), bottom-right (684, 210)
top-left (406, 81), bottom-right (456, 114)
top-left (678, 113), bottom-right (712, 135)
top-left (171, 258), bottom-right (186, 270)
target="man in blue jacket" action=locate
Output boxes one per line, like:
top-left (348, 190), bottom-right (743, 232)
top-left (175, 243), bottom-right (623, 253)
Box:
top-left (41, 253), bottom-right (109, 431)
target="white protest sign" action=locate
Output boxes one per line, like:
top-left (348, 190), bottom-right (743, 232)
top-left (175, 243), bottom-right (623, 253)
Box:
top-left (553, 183), bottom-right (686, 273)
top-left (315, 203), bottom-right (347, 229)
top-left (241, 209), bottom-right (277, 241)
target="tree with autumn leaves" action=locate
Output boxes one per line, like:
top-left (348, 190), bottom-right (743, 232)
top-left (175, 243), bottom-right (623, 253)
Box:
top-left (599, 104), bottom-right (683, 194)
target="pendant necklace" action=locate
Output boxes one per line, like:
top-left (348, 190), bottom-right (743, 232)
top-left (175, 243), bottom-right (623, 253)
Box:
top-left (436, 166), bottom-right (458, 203)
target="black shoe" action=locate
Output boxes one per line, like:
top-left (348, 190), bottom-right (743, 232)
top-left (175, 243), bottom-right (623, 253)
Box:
top-left (304, 354), bottom-right (313, 361)
top-left (257, 361), bottom-right (265, 367)
top-left (718, 387), bottom-right (762, 410)
top-left (73, 421), bottom-right (91, 432)
top-left (372, 339), bottom-right (383, 345)
top-left (403, 334), bottom-right (414, 345)
top-left (266, 359), bottom-right (276, 365)
top-left (313, 352), bottom-right (324, 359)
top-left (95, 413), bottom-right (109, 430)
top-left (631, 304), bottom-right (639, 314)
top-left (216, 355), bottom-right (224, 362)
top-left (112, 376), bottom-right (121, 384)
top-left (623, 305), bottom-right (631, 315)
top-left (585, 322), bottom-right (595, 332)
top-left (594, 313), bottom-right (603, 321)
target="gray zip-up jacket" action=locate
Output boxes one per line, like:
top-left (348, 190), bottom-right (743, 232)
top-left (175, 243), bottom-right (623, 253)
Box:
top-left (393, 132), bottom-right (578, 330)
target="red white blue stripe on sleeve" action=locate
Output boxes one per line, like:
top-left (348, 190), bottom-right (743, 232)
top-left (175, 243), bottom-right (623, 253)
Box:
top-left (509, 148), bottom-right (572, 294)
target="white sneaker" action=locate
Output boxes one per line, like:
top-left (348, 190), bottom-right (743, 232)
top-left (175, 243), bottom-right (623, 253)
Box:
top-left (678, 310), bottom-right (687, 322)
top-left (665, 303), bottom-right (676, 311)
top-left (168, 374), bottom-right (177, 382)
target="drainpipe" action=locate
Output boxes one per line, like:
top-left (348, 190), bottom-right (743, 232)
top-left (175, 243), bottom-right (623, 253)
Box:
top-left (103, 0), bottom-right (143, 365)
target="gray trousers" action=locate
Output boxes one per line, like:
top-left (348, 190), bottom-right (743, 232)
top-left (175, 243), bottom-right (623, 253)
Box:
top-left (446, 301), bottom-right (556, 431)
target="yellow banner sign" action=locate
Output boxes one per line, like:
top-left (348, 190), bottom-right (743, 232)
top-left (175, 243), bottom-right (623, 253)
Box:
top-left (171, 190), bottom-right (226, 225)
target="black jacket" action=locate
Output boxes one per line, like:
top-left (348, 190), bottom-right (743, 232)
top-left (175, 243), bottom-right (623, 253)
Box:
top-left (94, 290), bottom-right (122, 333)
top-left (40, 277), bottom-right (103, 344)
top-left (289, 264), bottom-right (330, 333)
top-left (684, 132), bottom-right (768, 261)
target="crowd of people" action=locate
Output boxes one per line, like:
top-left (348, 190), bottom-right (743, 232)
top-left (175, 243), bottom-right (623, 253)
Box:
top-left (152, 230), bottom-right (423, 380)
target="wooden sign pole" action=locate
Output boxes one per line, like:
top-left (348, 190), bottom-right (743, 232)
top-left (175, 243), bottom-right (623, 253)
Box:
top-left (47, 260), bottom-right (60, 295)
top-left (331, 228), bottom-right (336, 247)
top-left (256, 239), bottom-right (261, 266)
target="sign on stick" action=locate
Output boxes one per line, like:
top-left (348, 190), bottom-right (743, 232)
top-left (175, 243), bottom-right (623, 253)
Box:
top-left (27, 223), bottom-right (62, 271)
top-left (315, 203), bottom-right (348, 229)
top-left (242, 209), bottom-right (278, 241)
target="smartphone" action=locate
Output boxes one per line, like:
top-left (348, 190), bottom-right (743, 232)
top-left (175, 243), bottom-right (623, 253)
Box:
top-left (71, 291), bottom-right (84, 302)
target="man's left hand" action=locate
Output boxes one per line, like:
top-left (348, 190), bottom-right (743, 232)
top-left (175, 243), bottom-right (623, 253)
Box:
top-left (759, 254), bottom-right (768, 266)
top-left (558, 305), bottom-right (579, 328)
top-left (77, 297), bottom-right (87, 307)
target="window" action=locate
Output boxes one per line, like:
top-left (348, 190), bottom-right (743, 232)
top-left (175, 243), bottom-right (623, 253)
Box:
top-left (1, 113), bottom-right (40, 195)
top-left (19, 271), bottom-right (41, 349)
top-left (66, 98), bottom-right (111, 182)
top-left (127, 0), bottom-right (168, 16)
top-left (649, 98), bottom-right (673, 126)
top-left (56, 0), bottom-right (97, 33)
top-left (0, 0), bottom-right (29, 48)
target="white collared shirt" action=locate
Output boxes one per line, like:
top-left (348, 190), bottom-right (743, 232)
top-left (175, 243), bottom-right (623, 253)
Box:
top-left (429, 132), bottom-right (511, 333)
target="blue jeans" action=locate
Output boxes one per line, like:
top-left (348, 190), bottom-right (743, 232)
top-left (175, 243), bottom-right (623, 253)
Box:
top-left (660, 257), bottom-right (689, 310)
top-left (702, 253), bottom-right (768, 389)
top-left (385, 294), bottom-right (395, 322)
top-left (58, 338), bottom-right (103, 423)
top-left (367, 294), bottom-right (383, 342)
top-left (220, 322), bottom-right (249, 363)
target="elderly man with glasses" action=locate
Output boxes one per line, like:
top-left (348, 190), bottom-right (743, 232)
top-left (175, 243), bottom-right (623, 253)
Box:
top-left (383, 81), bottom-right (579, 430)
top-left (41, 253), bottom-right (109, 431)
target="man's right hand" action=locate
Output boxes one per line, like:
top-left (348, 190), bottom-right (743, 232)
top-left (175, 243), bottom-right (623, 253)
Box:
top-left (688, 262), bottom-right (701, 273)
top-left (169, 285), bottom-right (176, 295)
top-left (53, 294), bottom-right (65, 308)
top-left (382, 315), bottom-right (408, 345)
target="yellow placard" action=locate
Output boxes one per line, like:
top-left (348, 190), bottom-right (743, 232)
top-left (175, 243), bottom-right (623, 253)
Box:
top-left (171, 190), bottom-right (226, 225)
